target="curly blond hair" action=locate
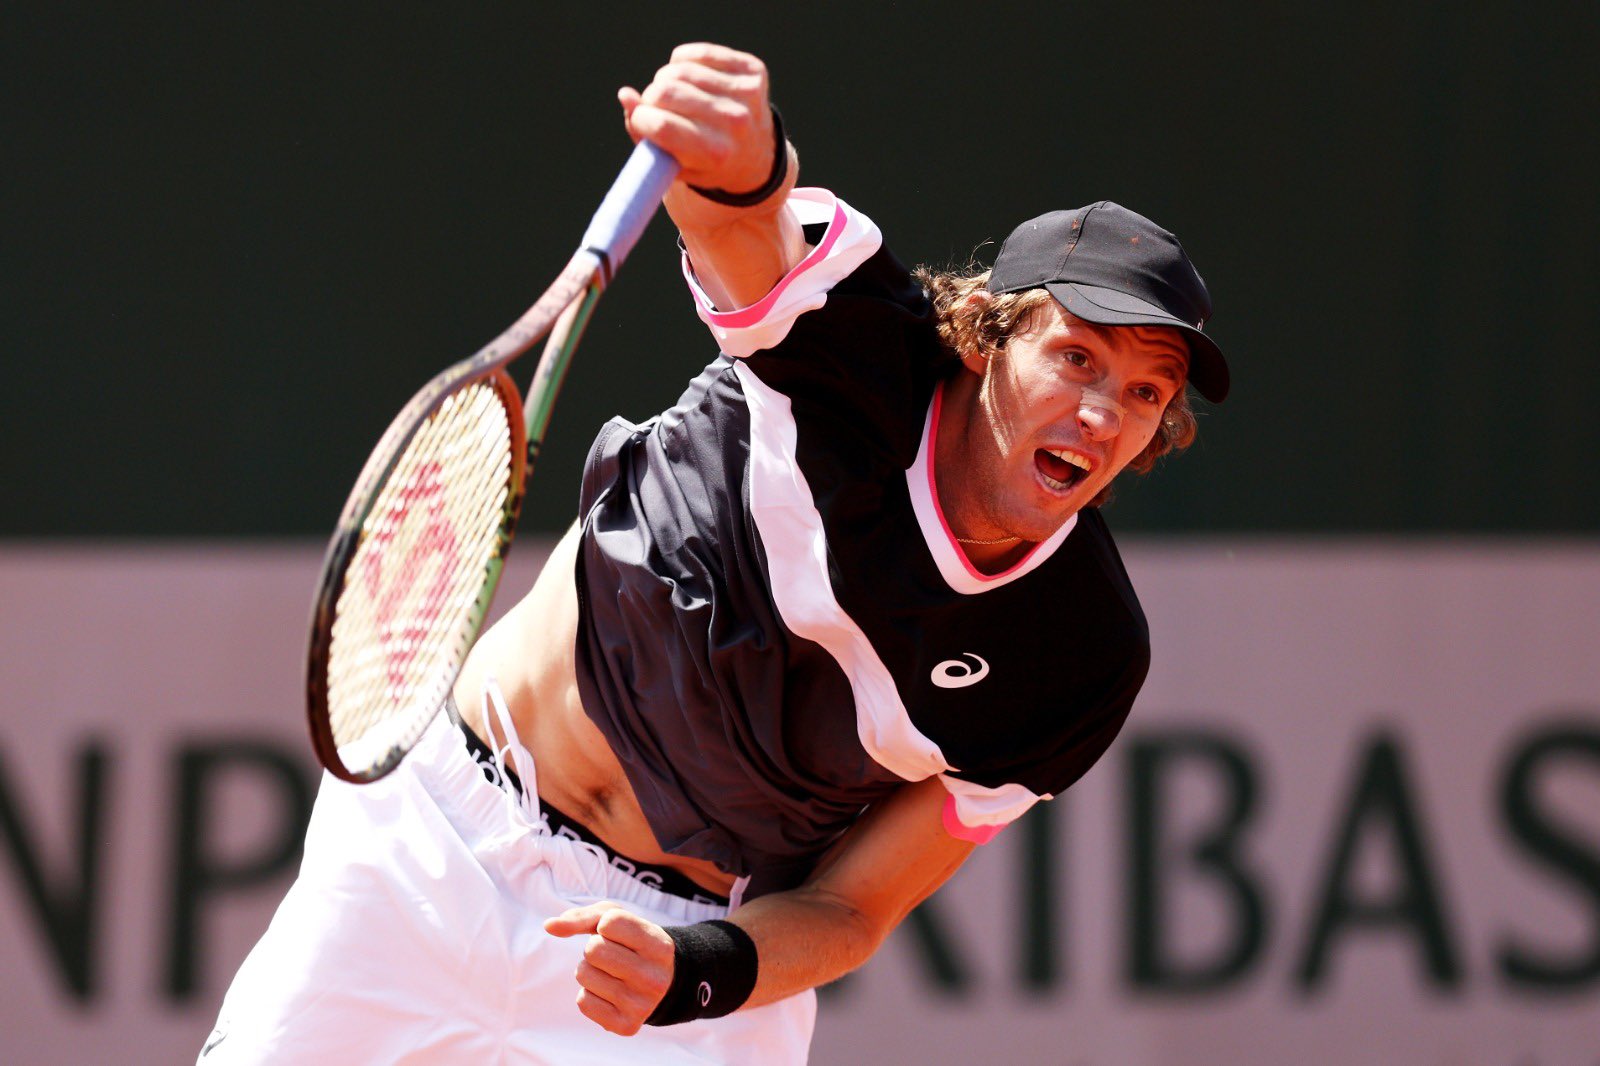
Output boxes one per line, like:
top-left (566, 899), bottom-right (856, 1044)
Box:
top-left (913, 264), bottom-right (1199, 506)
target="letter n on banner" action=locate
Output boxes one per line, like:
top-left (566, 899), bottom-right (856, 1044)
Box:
top-left (0, 741), bottom-right (108, 1001)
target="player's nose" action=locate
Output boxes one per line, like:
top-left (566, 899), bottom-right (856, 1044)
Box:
top-left (1077, 396), bottom-right (1124, 441)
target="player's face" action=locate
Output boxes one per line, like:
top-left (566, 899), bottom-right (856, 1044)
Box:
top-left (952, 303), bottom-right (1189, 544)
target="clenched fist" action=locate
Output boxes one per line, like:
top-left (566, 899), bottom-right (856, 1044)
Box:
top-left (618, 42), bottom-right (786, 204)
top-left (544, 902), bottom-right (676, 1036)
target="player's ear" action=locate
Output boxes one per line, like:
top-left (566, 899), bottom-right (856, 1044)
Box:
top-left (957, 289), bottom-right (993, 375)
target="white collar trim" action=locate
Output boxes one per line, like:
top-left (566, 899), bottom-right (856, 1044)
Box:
top-left (905, 383), bottom-right (1078, 595)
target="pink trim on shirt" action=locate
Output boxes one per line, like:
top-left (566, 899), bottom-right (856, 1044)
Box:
top-left (685, 200), bottom-right (849, 328)
top-left (925, 383), bottom-right (1044, 583)
top-left (942, 794), bottom-right (1005, 845)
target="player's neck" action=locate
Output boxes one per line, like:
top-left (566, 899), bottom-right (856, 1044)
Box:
top-left (933, 376), bottom-right (1033, 574)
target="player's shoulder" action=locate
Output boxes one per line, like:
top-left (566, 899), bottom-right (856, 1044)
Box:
top-left (1060, 506), bottom-right (1130, 569)
top-left (786, 188), bottom-right (925, 310)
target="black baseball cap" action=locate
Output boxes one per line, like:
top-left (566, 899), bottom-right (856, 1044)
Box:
top-left (987, 201), bottom-right (1229, 402)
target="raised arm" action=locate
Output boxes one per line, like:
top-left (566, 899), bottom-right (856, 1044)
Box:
top-left (545, 776), bottom-right (976, 1033)
top-left (618, 43), bottom-right (808, 310)
top-left (727, 775), bottom-right (976, 1007)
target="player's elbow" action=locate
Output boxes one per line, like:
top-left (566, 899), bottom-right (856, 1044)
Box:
top-left (806, 887), bottom-right (898, 977)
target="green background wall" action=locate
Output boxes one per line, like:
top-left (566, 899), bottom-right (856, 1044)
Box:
top-left (5, 3), bottom-right (1597, 536)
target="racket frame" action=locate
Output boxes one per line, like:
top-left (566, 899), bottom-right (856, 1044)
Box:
top-left (306, 143), bottom-right (676, 783)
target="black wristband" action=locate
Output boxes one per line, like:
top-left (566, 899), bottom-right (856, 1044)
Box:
top-left (687, 106), bottom-right (789, 207)
top-left (644, 919), bottom-right (760, 1027)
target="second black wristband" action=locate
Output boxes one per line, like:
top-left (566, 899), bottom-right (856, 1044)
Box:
top-left (644, 919), bottom-right (760, 1027)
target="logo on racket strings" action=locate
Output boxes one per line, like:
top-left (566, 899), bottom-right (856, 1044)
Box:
top-left (360, 460), bottom-right (461, 699)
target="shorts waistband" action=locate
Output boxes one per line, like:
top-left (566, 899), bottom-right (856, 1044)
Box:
top-left (459, 720), bottom-right (729, 907)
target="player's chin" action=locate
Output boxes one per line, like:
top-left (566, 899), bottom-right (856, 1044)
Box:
top-left (999, 495), bottom-right (1079, 546)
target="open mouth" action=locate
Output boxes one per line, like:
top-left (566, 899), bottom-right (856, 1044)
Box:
top-left (1034, 448), bottom-right (1090, 493)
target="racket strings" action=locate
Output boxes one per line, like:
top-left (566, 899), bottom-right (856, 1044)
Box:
top-left (325, 382), bottom-right (517, 761)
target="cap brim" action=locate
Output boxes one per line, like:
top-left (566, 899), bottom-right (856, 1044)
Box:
top-left (1044, 282), bottom-right (1230, 402)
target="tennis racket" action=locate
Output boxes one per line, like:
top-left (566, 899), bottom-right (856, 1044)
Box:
top-left (306, 140), bottom-right (679, 783)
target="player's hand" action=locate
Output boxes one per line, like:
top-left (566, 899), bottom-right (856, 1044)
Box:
top-left (544, 901), bottom-right (676, 1036)
top-left (619, 42), bottom-right (778, 199)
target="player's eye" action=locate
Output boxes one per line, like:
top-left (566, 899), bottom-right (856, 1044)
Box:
top-left (1063, 349), bottom-right (1090, 368)
top-left (1132, 384), bottom-right (1161, 404)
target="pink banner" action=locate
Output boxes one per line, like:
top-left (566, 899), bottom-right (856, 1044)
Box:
top-left (2, 541), bottom-right (1596, 1064)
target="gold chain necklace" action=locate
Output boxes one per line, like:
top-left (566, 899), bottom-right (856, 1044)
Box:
top-left (954, 533), bottom-right (1023, 546)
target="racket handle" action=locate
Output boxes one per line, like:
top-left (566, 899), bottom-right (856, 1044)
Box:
top-left (579, 141), bottom-right (681, 277)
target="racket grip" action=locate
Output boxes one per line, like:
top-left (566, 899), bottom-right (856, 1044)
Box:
top-left (579, 141), bottom-right (681, 275)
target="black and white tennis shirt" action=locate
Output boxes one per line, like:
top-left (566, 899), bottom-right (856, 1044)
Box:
top-left (574, 189), bottom-right (1149, 896)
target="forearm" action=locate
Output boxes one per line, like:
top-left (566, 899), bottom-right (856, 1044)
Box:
top-left (547, 780), bottom-right (974, 1032)
top-left (724, 816), bottom-right (970, 1008)
top-left (664, 143), bottom-right (807, 310)
top-left (725, 884), bottom-right (883, 1008)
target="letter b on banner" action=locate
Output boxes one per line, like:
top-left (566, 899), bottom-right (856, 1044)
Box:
top-left (1126, 730), bottom-right (1267, 992)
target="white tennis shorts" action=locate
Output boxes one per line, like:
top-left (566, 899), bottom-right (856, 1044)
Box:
top-left (200, 688), bottom-right (816, 1064)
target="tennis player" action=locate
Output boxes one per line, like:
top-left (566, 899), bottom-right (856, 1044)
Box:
top-left (202, 41), bottom-right (1228, 1064)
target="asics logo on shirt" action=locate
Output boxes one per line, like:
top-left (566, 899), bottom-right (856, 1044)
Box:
top-left (931, 653), bottom-right (990, 689)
